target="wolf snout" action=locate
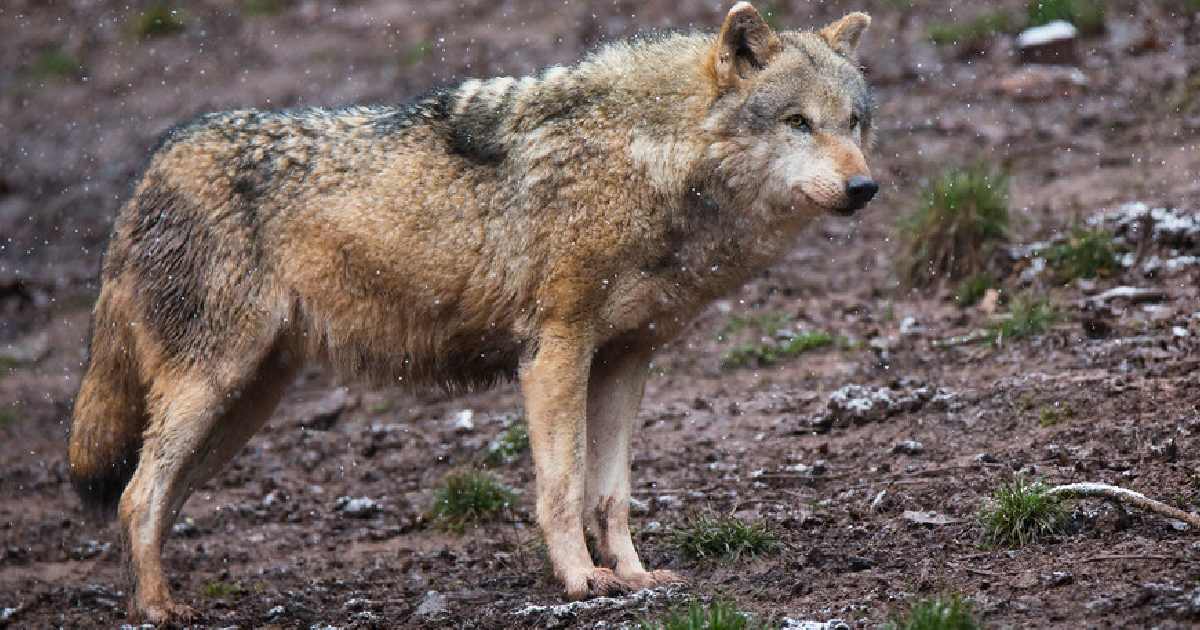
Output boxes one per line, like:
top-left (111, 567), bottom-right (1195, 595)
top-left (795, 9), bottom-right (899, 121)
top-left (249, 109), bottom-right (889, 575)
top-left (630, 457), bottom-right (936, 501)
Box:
top-left (844, 175), bottom-right (879, 211)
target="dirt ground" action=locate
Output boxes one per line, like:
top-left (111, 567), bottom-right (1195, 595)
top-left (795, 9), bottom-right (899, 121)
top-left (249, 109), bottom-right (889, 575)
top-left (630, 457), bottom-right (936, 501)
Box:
top-left (2, 0), bottom-right (1200, 628)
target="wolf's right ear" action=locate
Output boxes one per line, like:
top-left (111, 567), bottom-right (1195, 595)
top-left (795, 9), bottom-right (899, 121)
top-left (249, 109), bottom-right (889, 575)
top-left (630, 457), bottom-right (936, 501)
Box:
top-left (711, 2), bottom-right (782, 92)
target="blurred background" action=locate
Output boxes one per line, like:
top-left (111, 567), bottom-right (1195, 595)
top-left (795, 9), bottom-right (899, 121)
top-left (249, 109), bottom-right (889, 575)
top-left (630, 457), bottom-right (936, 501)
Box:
top-left (1, 1), bottom-right (1199, 627)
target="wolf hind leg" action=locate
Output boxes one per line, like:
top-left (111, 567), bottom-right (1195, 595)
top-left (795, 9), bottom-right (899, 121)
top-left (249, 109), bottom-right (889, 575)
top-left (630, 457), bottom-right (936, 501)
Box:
top-left (584, 343), bottom-right (683, 589)
top-left (119, 342), bottom-right (298, 624)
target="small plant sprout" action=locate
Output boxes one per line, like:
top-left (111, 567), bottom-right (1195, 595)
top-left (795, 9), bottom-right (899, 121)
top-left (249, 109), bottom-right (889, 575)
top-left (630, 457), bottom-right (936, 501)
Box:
top-left (927, 11), bottom-right (1017, 48)
top-left (720, 330), bottom-right (838, 370)
top-left (428, 469), bottom-right (517, 532)
top-left (900, 165), bottom-right (1010, 288)
top-left (201, 580), bottom-right (243, 599)
top-left (133, 4), bottom-right (186, 38)
top-left (980, 477), bottom-right (1067, 547)
top-left (1044, 227), bottom-right (1121, 283)
top-left (987, 295), bottom-right (1057, 346)
top-left (888, 594), bottom-right (980, 630)
top-left (669, 514), bottom-right (779, 561)
top-left (640, 599), bottom-right (770, 630)
top-left (1037, 402), bottom-right (1073, 427)
top-left (1027, 0), bottom-right (1106, 35)
top-left (953, 273), bottom-right (994, 308)
top-left (484, 419), bottom-right (530, 465)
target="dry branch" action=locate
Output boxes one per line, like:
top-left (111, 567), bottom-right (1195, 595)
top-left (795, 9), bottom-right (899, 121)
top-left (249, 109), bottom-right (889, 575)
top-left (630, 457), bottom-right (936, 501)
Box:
top-left (1047, 482), bottom-right (1200, 529)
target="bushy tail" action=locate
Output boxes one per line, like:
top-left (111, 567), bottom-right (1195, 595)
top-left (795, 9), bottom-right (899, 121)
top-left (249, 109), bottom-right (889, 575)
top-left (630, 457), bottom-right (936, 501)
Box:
top-left (68, 287), bottom-right (148, 519)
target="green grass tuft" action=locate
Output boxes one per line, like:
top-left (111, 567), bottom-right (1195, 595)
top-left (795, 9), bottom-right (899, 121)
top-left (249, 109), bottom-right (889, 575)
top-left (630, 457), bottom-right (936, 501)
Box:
top-left (428, 470), bottom-right (516, 531)
top-left (133, 4), bottom-right (186, 38)
top-left (640, 599), bottom-right (771, 630)
top-left (888, 594), bottom-right (980, 630)
top-left (0, 409), bottom-right (17, 427)
top-left (1044, 228), bottom-right (1121, 283)
top-left (484, 420), bottom-right (530, 465)
top-left (201, 580), bottom-right (243, 599)
top-left (717, 312), bottom-right (792, 340)
top-left (986, 295), bottom-right (1056, 345)
top-left (953, 273), bottom-right (995, 308)
top-left (980, 477), bottom-right (1067, 547)
top-left (927, 11), bottom-right (1018, 47)
top-left (29, 48), bottom-right (83, 80)
top-left (669, 514), bottom-right (779, 562)
top-left (1027, 0), bottom-right (1105, 35)
top-left (900, 165), bottom-right (1010, 288)
top-left (720, 330), bottom-right (837, 370)
top-left (1038, 403), bottom-right (1073, 427)
top-left (242, 0), bottom-right (288, 16)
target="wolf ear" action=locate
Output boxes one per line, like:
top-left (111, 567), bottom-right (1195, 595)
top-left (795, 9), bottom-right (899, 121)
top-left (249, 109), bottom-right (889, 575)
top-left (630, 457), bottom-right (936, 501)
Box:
top-left (820, 12), bottom-right (871, 59)
top-left (712, 2), bottom-right (782, 92)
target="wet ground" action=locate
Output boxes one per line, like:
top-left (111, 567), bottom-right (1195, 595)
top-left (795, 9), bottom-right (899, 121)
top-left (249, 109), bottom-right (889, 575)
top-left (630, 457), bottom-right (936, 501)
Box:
top-left (2, 0), bottom-right (1199, 627)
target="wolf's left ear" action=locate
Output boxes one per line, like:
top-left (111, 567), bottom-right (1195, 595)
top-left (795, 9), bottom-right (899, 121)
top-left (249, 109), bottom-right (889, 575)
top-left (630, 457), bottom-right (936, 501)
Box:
top-left (712, 2), bottom-right (783, 92)
top-left (820, 12), bottom-right (871, 59)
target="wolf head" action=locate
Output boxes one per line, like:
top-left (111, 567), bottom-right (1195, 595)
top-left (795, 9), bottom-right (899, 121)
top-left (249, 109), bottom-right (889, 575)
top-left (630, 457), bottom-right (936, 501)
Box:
top-left (704, 3), bottom-right (877, 218)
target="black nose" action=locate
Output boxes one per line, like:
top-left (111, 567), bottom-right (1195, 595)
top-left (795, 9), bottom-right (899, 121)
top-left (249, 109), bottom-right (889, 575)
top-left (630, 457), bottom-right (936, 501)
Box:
top-left (845, 176), bottom-right (879, 208)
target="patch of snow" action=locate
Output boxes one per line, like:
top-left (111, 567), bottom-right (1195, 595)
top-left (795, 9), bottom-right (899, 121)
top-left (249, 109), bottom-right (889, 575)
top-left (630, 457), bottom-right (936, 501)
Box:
top-left (1017, 20), bottom-right (1077, 48)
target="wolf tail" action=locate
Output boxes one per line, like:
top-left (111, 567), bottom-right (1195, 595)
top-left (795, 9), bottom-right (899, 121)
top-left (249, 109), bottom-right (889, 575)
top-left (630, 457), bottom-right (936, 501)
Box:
top-left (68, 285), bottom-right (148, 519)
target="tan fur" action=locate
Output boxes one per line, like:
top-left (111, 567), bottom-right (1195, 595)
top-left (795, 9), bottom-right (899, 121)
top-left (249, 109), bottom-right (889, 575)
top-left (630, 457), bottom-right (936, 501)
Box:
top-left (67, 4), bottom-right (878, 621)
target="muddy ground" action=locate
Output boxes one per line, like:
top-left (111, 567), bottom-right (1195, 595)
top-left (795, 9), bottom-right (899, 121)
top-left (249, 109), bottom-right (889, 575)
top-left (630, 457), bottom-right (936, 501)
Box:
top-left (2, 0), bottom-right (1199, 628)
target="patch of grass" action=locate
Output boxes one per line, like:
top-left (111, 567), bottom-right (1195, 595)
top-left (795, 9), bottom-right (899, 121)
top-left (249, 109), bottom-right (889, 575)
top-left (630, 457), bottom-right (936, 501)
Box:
top-left (953, 273), bottom-right (995, 308)
top-left (1027, 0), bottom-right (1105, 35)
top-left (900, 165), bottom-right (1010, 288)
top-left (484, 420), bottom-right (530, 466)
top-left (717, 311), bottom-right (792, 341)
top-left (132, 4), bottom-right (186, 38)
top-left (201, 580), bottom-right (243, 599)
top-left (669, 514), bottom-right (779, 562)
top-left (640, 599), bottom-right (771, 630)
top-left (888, 594), bottom-right (980, 630)
top-left (1038, 402), bottom-right (1074, 427)
top-left (401, 41), bottom-right (432, 66)
top-left (1044, 228), bottom-right (1121, 283)
top-left (927, 11), bottom-right (1018, 47)
top-left (29, 48), bottom-right (83, 80)
top-left (980, 477), bottom-right (1067, 547)
top-left (720, 330), bottom-right (837, 370)
top-left (0, 409), bottom-right (17, 427)
top-left (986, 295), bottom-right (1057, 345)
top-left (427, 469), bottom-right (516, 532)
top-left (242, 0), bottom-right (288, 16)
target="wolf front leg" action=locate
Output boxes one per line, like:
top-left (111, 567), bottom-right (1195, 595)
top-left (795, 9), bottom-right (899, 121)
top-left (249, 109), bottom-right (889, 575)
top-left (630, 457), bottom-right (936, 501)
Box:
top-left (585, 344), bottom-right (683, 589)
top-left (520, 322), bottom-right (624, 599)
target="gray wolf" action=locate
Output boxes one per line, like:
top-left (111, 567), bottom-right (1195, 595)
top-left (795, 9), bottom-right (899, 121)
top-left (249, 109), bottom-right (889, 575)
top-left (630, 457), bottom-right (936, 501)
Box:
top-left (67, 3), bottom-right (878, 622)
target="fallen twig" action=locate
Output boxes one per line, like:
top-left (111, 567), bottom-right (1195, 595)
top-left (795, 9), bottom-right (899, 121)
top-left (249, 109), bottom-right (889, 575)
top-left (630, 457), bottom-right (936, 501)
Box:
top-left (1080, 554), bottom-right (1179, 563)
top-left (1047, 482), bottom-right (1200, 529)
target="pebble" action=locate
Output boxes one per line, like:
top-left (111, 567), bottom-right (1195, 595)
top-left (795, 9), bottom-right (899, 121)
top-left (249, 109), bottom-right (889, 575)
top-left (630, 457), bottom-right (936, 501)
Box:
top-left (780, 619), bottom-right (850, 630)
top-left (334, 496), bottom-right (382, 518)
top-left (414, 590), bottom-right (448, 618)
top-left (1016, 20), bottom-right (1079, 65)
top-left (266, 605), bottom-right (285, 619)
top-left (452, 409), bottom-right (475, 433)
top-left (892, 440), bottom-right (924, 455)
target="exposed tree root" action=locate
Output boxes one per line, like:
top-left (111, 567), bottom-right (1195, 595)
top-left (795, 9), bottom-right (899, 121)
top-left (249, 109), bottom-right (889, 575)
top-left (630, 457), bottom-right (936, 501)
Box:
top-left (1048, 482), bottom-right (1200, 529)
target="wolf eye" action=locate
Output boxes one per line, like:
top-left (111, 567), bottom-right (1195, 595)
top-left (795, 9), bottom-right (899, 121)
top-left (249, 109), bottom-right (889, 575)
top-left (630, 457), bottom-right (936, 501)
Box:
top-left (786, 114), bottom-right (812, 133)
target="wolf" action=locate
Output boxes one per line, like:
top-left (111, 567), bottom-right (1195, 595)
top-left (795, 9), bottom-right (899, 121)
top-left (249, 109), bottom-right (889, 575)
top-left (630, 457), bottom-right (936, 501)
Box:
top-left (67, 2), bottom-right (878, 622)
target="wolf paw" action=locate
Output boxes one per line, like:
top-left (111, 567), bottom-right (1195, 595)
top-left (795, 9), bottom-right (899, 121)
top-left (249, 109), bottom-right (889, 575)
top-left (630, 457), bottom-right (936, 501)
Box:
top-left (564, 567), bottom-right (628, 600)
top-left (619, 569), bottom-right (686, 590)
top-left (137, 600), bottom-right (198, 625)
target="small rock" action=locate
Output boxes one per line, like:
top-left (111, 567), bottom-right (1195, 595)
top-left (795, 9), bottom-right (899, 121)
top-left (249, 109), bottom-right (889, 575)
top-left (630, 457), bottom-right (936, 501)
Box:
top-left (845, 555), bottom-right (874, 572)
top-left (451, 409), bottom-right (475, 433)
top-left (414, 590), bottom-right (448, 618)
top-left (655, 495), bottom-right (682, 510)
top-left (870, 490), bottom-right (887, 512)
top-left (629, 497), bottom-right (650, 515)
top-left (892, 440), bottom-right (924, 455)
top-left (1043, 571), bottom-right (1074, 587)
top-left (1170, 519), bottom-right (1191, 532)
top-left (2, 608), bottom-right (17, 623)
top-left (296, 387), bottom-right (355, 430)
top-left (975, 452), bottom-right (999, 464)
top-left (993, 66), bottom-right (1087, 101)
top-left (899, 316), bottom-right (925, 337)
top-left (1173, 326), bottom-right (1189, 338)
top-left (1087, 286), bottom-right (1167, 308)
top-left (902, 510), bottom-right (959, 526)
top-left (334, 496), bottom-right (381, 518)
top-left (266, 605), bottom-right (285, 619)
top-left (1016, 20), bottom-right (1079, 65)
top-left (780, 619), bottom-right (850, 630)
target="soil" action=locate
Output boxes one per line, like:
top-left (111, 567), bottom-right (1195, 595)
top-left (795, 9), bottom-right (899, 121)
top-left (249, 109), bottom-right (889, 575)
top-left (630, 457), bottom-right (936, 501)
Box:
top-left (2, 1), bottom-right (1199, 628)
